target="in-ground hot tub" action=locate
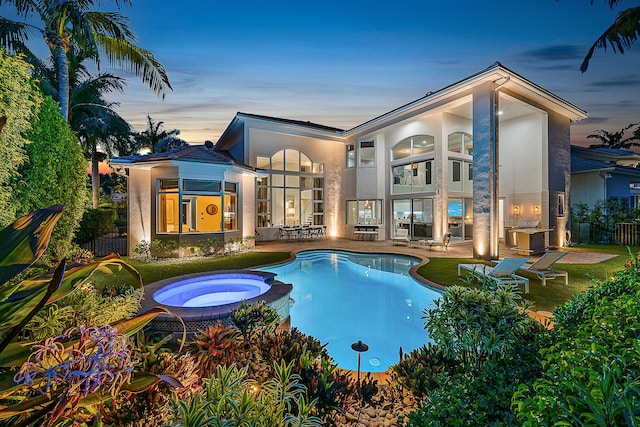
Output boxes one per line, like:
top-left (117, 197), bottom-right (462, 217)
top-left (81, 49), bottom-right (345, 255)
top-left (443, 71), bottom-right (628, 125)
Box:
top-left (153, 274), bottom-right (272, 308)
top-left (140, 270), bottom-right (292, 335)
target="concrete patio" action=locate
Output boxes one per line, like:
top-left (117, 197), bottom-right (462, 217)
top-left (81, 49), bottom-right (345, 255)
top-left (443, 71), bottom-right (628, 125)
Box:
top-left (254, 237), bottom-right (615, 265)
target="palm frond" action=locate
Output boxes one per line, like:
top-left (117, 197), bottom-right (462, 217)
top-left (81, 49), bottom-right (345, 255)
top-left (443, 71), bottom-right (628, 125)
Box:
top-left (83, 11), bottom-right (136, 40)
top-left (581, 6), bottom-right (640, 72)
top-left (0, 16), bottom-right (35, 53)
top-left (94, 33), bottom-right (172, 97)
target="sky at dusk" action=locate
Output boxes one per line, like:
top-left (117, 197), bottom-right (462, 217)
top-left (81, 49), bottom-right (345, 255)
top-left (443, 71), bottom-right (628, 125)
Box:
top-left (4, 0), bottom-right (640, 146)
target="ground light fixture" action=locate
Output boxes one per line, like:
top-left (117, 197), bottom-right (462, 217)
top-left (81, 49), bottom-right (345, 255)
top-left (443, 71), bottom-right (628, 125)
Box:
top-left (351, 340), bottom-right (369, 385)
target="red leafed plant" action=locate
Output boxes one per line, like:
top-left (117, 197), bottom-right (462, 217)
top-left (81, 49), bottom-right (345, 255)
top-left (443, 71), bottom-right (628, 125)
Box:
top-left (191, 321), bottom-right (242, 378)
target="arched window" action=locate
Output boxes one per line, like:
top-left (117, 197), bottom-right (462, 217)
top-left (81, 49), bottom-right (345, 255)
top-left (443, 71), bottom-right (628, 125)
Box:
top-left (392, 135), bottom-right (434, 161)
top-left (255, 150), bottom-right (325, 227)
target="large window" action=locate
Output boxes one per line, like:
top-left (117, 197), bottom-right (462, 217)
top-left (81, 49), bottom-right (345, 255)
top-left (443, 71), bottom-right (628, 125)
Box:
top-left (448, 159), bottom-right (473, 192)
top-left (157, 178), bottom-right (236, 234)
top-left (347, 200), bottom-right (383, 225)
top-left (392, 198), bottom-right (433, 239)
top-left (256, 150), bottom-right (324, 227)
top-left (392, 135), bottom-right (434, 161)
top-left (392, 160), bottom-right (434, 194)
top-left (448, 132), bottom-right (473, 155)
top-left (448, 197), bottom-right (473, 240)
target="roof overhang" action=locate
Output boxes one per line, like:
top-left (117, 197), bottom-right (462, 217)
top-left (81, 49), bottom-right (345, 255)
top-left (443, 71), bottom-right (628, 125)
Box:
top-left (345, 63), bottom-right (588, 137)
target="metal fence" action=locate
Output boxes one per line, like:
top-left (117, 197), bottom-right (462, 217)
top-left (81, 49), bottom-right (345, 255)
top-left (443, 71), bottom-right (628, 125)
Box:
top-left (79, 227), bottom-right (127, 256)
top-left (572, 222), bottom-right (640, 246)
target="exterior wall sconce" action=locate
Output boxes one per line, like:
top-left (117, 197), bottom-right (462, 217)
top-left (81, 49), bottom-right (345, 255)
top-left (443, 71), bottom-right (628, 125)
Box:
top-left (534, 205), bottom-right (540, 215)
top-left (513, 205), bottom-right (520, 215)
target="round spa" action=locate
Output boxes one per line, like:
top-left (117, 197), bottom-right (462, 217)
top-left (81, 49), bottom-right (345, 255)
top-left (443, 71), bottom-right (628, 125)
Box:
top-left (140, 270), bottom-right (292, 335)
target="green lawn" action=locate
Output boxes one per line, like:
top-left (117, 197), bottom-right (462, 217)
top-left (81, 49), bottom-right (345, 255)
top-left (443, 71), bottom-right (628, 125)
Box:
top-left (127, 252), bottom-right (292, 284)
top-left (417, 244), bottom-right (638, 312)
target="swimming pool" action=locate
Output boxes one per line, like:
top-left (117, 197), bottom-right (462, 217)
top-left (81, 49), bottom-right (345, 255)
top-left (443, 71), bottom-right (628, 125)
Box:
top-left (260, 250), bottom-right (442, 372)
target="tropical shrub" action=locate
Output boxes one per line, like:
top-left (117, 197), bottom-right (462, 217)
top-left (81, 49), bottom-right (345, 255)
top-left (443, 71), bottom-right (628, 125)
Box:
top-left (513, 255), bottom-right (640, 426)
top-left (24, 281), bottom-right (141, 340)
top-left (75, 207), bottom-right (117, 244)
top-left (395, 284), bottom-right (543, 426)
top-left (104, 337), bottom-right (201, 426)
top-left (403, 339), bottom-right (542, 426)
top-left (169, 362), bottom-right (322, 427)
top-left (66, 246), bottom-right (95, 265)
top-left (298, 352), bottom-right (357, 425)
top-left (230, 299), bottom-right (279, 341)
top-left (189, 322), bottom-right (243, 378)
top-left (14, 324), bottom-right (135, 424)
top-left (259, 327), bottom-right (327, 367)
top-left (390, 344), bottom-right (461, 400)
top-left (15, 95), bottom-right (88, 261)
top-left (0, 206), bottom-right (184, 426)
top-left (193, 237), bottom-right (224, 256)
top-left (423, 284), bottom-right (538, 369)
top-left (132, 240), bottom-right (152, 260)
top-left (256, 327), bottom-right (356, 425)
top-left (149, 239), bottom-right (179, 258)
top-left (0, 49), bottom-right (39, 227)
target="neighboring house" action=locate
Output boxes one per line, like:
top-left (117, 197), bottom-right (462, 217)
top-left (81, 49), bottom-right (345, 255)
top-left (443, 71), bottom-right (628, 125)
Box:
top-left (571, 145), bottom-right (640, 210)
top-left (112, 62), bottom-right (587, 260)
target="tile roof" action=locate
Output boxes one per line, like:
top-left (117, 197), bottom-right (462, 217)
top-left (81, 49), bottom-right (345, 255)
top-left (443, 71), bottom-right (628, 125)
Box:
top-left (112, 144), bottom-right (235, 165)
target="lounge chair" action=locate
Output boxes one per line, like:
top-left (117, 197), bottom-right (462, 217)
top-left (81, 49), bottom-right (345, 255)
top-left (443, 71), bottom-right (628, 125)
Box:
top-left (518, 252), bottom-right (568, 286)
top-left (392, 228), bottom-right (410, 246)
top-left (458, 257), bottom-right (530, 293)
top-left (427, 233), bottom-right (451, 252)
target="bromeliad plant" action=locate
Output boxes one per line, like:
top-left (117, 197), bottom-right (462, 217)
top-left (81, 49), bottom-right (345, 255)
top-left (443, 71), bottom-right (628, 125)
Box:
top-left (0, 205), bottom-right (185, 426)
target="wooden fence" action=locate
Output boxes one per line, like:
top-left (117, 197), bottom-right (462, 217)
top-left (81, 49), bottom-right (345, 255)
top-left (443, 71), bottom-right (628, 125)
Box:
top-left (572, 222), bottom-right (640, 246)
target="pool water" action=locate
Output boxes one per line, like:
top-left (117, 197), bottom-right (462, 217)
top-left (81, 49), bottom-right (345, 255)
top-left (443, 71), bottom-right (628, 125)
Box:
top-left (260, 250), bottom-right (442, 372)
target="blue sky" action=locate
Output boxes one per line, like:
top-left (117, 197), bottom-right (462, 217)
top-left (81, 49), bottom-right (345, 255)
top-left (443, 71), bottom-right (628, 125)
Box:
top-left (5, 0), bottom-right (640, 145)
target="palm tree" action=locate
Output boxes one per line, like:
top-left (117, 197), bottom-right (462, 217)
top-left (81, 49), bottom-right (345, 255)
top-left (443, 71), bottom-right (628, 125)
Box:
top-left (71, 72), bottom-right (137, 208)
top-left (581, 1), bottom-right (640, 71)
top-left (0, 0), bottom-right (171, 122)
top-left (135, 114), bottom-right (188, 153)
top-left (587, 122), bottom-right (640, 149)
top-left (39, 47), bottom-right (137, 208)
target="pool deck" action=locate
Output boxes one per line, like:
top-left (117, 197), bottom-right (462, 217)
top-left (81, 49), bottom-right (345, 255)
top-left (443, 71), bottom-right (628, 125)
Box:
top-left (254, 237), bottom-right (615, 264)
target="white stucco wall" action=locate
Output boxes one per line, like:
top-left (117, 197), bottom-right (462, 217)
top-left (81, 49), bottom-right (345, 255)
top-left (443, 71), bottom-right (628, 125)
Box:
top-left (500, 112), bottom-right (548, 225)
top-left (127, 168), bottom-right (152, 255)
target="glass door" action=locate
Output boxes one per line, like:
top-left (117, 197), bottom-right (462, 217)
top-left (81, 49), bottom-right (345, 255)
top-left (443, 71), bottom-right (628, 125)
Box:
top-left (392, 198), bottom-right (434, 239)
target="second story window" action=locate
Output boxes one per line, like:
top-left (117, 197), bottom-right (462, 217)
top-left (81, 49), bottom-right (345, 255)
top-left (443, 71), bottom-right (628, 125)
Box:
top-left (346, 144), bottom-right (355, 167)
top-left (359, 141), bottom-right (375, 166)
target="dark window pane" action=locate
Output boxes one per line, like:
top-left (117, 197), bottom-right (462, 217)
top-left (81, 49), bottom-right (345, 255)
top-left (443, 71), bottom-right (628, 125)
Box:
top-left (183, 179), bottom-right (220, 192)
top-left (159, 179), bottom-right (179, 191)
top-left (225, 182), bottom-right (237, 193)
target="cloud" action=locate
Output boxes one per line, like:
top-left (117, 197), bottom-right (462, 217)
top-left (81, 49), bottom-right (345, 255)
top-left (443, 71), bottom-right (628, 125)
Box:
top-left (519, 45), bottom-right (584, 61)
top-left (588, 77), bottom-right (640, 88)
